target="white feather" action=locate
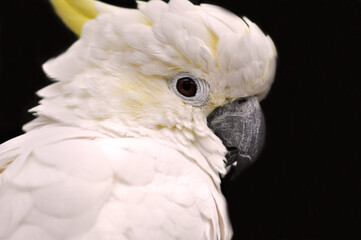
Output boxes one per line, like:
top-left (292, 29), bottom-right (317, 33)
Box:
top-left (0, 186), bottom-right (33, 239)
top-left (7, 225), bottom-right (54, 240)
top-left (137, 0), bottom-right (168, 23)
top-left (0, 125), bottom-right (231, 239)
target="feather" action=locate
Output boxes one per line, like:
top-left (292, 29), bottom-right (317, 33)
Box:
top-left (0, 187), bottom-right (33, 239)
top-left (168, 0), bottom-right (195, 14)
top-left (6, 225), bottom-right (54, 240)
top-left (200, 3), bottom-right (249, 34)
top-left (137, 0), bottom-right (168, 23)
top-left (1, 125), bottom-right (230, 240)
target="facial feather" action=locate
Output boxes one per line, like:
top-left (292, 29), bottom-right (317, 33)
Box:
top-left (24, 0), bottom-right (276, 175)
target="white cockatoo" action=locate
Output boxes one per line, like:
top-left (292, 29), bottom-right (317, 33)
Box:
top-left (0, 0), bottom-right (277, 239)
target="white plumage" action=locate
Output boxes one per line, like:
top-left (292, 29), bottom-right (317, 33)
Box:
top-left (0, 0), bottom-right (277, 239)
top-left (0, 125), bottom-right (229, 239)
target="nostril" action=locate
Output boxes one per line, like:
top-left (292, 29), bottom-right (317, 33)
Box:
top-left (237, 98), bottom-right (247, 105)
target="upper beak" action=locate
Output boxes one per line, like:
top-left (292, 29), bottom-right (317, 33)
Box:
top-left (207, 97), bottom-right (265, 176)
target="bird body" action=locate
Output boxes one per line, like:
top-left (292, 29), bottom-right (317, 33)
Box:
top-left (0, 0), bottom-right (277, 239)
top-left (0, 124), bottom-right (230, 239)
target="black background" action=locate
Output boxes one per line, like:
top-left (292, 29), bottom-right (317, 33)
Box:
top-left (1, 0), bottom-right (360, 239)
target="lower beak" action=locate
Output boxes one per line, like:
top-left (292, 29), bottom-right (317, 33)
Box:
top-left (207, 97), bottom-right (265, 176)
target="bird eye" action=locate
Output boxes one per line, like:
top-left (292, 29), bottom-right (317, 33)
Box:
top-left (170, 73), bottom-right (210, 107)
top-left (176, 77), bottom-right (197, 97)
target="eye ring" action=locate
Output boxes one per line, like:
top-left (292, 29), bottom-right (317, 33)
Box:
top-left (170, 73), bottom-right (210, 107)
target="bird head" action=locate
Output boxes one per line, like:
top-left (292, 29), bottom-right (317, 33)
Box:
top-left (27, 0), bottom-right (277, 178)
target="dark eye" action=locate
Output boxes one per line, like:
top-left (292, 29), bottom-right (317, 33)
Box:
top-left (170, 73), bottom-right (210, 107)
top-left (176, 77), bottom-right (197, 97)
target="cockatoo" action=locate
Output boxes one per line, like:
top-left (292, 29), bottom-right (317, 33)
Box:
top-left (0, 0), bottom-right (277, 239)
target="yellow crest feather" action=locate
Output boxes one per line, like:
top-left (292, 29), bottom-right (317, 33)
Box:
top-left (49, 0), bottom-right (98, 36)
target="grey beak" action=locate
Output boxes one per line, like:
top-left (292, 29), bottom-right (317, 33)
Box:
top-left (207, 97), bottom-right (265, 175)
